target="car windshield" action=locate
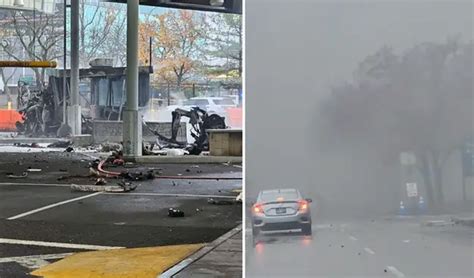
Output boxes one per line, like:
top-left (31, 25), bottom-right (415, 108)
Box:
top-left (260, 190), bottom-right (299, 202)
top-left (214, 98), bottom-right (235, 105)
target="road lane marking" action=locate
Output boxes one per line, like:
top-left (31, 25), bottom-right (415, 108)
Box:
top-left (349, 235), bottom-right (358, 241)
top-left (364, 247), bottom-right (375, 255)
top-left (7, 192), bottom-right (102, 220)
top-left (0, 238), bottom-right (123, 250)
top-left (103, 192), bottom-right (237, 199)
top-left (387, 266), bottom-right (405, 277)
top-left (0, 253), bottom-right (74, 269)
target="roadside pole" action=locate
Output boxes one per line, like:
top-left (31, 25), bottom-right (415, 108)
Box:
top-left (68, 0), bottom-right (81, 135)
top-left (123, 0), bottom-right (142, 157)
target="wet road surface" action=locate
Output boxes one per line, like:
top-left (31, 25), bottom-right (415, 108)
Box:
top-left (246, 217), bottom-right (474, 277)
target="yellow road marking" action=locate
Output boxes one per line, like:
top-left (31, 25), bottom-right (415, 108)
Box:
top-left (31, 243), bottom-right (204, 278)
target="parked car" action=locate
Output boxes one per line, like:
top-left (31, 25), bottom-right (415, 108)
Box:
top-left (181, 97), bottom-right (237, 116)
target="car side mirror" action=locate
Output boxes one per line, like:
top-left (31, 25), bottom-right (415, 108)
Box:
top-left (305, 198), bottom-right (313, 203)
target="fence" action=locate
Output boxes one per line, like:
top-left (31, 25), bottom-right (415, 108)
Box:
top-left (150, 82), bottom-right (242, 107)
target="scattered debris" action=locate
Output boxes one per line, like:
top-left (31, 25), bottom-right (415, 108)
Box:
top-left (48, 141), bottom-right (72, 148)
top-left (235, 192), bottom-right (243, 203)
top-left (119, 170), bottom-right (155, 181)
top-left (168, 208), bottom-right (185, 217)
top-left (165, 149), bottom-right (188, 156)
top-left (13, 143), bottom-right (41, 148)
top-left (451, 216), bottom-right (474, 227)
top-left (117, 180), bottom-right (137, 192)
top-left (71, 184), bottom-right (128, 193)
top-left (7, 172), bottom-right (28, 179)
top-left (95, 178), bottom-right (107, 185)
top-left (100, 143), bottom-right (122, 153)
top-left (207, 198), bottom-right (235, 205)
top-left (112, 158), bottom-right (125, 166)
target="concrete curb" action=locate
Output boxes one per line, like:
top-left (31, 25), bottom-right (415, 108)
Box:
top-left (128, 155), bottom-right (242, 164)
top-left (0, 135), bottom-right (92, 146)
top-left (159, 224), bottom-right (242, 278)
top-left (0, 138), bottom-right (65, 144)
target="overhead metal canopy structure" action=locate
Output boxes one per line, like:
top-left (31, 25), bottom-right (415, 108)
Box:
top-left (105, 0), bottom-right (242, 14)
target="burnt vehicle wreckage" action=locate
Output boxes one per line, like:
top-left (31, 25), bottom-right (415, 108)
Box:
top-left (144, 107), bottom-right (226, 155)
top-left (15, 66), bottom-right (227, 155)
top-left (15, 82), bottom-right (92, 136)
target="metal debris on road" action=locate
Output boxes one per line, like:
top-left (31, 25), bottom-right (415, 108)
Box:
top-left (95, 178), bottom-right (107, 185)
top-left (168, 208), bottom-right (185, 217)
top-left (208, 198), bottom-right (236, 205)
top-left (47, 141), bottom-right (72, 148)
top-left (71, 184), bottom-right (129, 193)
top-left (7, 172), bottom-right (28, 179)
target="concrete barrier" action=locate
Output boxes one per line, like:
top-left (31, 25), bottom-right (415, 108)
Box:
top-left (130, 155), bottom-right (242, 164)
top-left (0, 109), bottom-right (22, 131)
top-left (92, 120), bottom-right (186, 144)
top-left (207, 129), bottom-right (242, 156)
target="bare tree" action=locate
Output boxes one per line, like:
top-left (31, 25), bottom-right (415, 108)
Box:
top-left (78, 0), bottom-right (126, 67)
top-left (320, 39), bottom-right (473, 209)
top-left (205, 13), bottom-right (242, 78)
top-left (0, 10), bottom-right (63, 88)
top-left (0, 67), bottom-right (17, 102)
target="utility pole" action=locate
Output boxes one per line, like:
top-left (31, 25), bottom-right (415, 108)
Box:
top-left (68, 0), bottom-right (81, 135)
top-left (123, 0), bottom-right (142, 157)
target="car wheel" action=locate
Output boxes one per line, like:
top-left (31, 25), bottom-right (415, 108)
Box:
top-left (302, 223), bottom-right (312, 236)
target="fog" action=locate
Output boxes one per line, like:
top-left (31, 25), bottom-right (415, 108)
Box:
top-left (245, 0), bottom-right (473, 218)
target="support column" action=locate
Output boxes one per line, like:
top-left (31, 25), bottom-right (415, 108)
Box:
top-left (123, 0), bottom-right (142, 157)
top-left (68, 0), bottom-right (81, 135)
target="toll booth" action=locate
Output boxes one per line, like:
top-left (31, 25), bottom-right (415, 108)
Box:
top-left (48, 66), bottom-right (153, 122)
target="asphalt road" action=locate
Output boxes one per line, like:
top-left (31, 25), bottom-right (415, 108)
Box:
top-left (245, 217), bottom-right (474, 278)
top-left (0, 152), bottom-right (242, 277)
